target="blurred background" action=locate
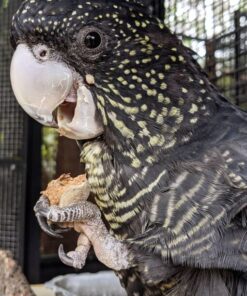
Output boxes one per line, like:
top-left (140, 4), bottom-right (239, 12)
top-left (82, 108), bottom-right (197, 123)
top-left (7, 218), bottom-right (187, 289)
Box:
top-left (0, 0), bottom-right (246, 285)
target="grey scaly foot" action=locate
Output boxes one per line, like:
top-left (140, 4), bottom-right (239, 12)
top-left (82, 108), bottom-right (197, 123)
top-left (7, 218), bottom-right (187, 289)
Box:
top-left (34, 195), bottom-right (101, 237)
top-left (34, 195), bottom-right (132, 271)
top-left (58, 233), bottom-right (91, 269)
top-left (73, 216), bottom-right (132, 271)
top-left (58, 217), bottom-right (132, 271)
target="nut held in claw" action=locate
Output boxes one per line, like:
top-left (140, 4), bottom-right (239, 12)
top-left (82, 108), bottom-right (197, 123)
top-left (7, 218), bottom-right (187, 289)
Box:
top-left (34, 174), bottom-right (89, 238)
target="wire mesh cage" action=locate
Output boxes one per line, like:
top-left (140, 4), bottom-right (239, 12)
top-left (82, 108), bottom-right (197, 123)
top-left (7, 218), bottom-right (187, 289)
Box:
top-left (0, 0), bottom-right (27, 264)
top-left (164, 0), bottom-right (247, 106)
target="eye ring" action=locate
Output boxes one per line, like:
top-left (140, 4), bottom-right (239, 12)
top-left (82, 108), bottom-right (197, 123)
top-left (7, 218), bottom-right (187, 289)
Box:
top-left (84, 31), bottom-right (102, 49)
top-left (32, 44), bottom-right (50, 61)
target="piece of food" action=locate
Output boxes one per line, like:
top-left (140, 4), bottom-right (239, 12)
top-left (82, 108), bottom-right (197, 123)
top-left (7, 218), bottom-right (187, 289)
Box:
top-left (41, 174), bottom-right (88, 206)
top-left (37, 175), bottom-right (130, 270)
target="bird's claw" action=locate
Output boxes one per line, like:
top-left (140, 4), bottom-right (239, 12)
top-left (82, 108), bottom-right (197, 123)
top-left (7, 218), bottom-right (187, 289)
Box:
top-left (34, 195), bottom-right (69, 238)
top-left (58, 244), bottom-right (86, 269)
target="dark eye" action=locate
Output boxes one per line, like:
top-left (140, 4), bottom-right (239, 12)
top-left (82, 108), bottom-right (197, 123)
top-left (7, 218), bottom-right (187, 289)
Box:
top-left (84, 32), bottom-right (102, 49)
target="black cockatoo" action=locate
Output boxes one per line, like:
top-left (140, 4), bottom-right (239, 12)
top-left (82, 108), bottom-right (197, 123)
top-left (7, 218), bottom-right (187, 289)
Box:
top-left (10, 0), bottom-right (247, 295)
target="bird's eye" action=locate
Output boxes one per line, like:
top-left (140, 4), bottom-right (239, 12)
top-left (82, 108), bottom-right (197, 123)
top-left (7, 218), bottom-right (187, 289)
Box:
top-left (84, 31), bottom-right (102, 49)
top-left (76, 27), bottom-right (106, 57)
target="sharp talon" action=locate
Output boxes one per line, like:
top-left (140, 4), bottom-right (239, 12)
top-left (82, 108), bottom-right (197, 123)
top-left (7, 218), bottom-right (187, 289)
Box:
top-left (34, 196), bottom-right (63, 238)
top-left (52, 225), bottom-right (71, 234)
top-left (58, 244), bottom-right (74, 267)
top-left (33, 195), bottom-right (50, 213)
top-left (36, 214), bottom-right (63, 238)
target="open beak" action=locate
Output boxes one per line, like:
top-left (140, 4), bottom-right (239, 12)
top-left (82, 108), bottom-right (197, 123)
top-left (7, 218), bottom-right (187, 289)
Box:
top-left (10, 44), bottom-right (103, 140)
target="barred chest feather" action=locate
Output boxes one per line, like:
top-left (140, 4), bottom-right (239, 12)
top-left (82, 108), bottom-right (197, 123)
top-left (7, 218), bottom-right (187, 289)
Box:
top-left (81, 141), bottom-right (130, 238)
top-left (80, 140), bottom-right (168, 240)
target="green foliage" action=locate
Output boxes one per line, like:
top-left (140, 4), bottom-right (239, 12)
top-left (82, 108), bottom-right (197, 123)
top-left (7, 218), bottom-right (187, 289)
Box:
top-left (1, 0), bottom-right (9, 10)
top-left (41, 127), bottom-right (58, 181)
top-left (0, 132), bottom-right (4, 144)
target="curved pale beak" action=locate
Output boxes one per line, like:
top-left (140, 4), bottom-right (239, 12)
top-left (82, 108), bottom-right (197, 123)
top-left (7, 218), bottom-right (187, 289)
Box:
top-left (10, 44), bottom-right (73, 127)
top-left (10, 44), bottom-right (103, 140)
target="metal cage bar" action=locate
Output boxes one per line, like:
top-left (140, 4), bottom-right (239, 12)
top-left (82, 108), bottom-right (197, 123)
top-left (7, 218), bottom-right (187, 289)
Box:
top-left (163, 0), bottom-right (247, 106)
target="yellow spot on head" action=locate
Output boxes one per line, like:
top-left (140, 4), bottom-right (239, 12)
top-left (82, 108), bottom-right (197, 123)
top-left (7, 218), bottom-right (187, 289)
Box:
top-left (164, 139), bottom-right (176, 149)
top-left (169, 107), bottom-right (180, 117)
top-left (150, 110), bottom-right (157, 118)
top-left (122, 97), bottom-right (131, 103)
top-left (189, 103), bottom-right (198, 114)
top-left (85, 74), bottom-right (95, 85)
top-left (131, 158), bottom-right (141, 168)
top-left (142, 58), bottom-right (152, 64)
top-left (178, 98), bottom-right (184, 106)
top-left (190, 118), bottom-right (198, 124)
top-left (131, 68), bottom-right (137, 73)
top-left (138, 121), bottom-right (147, 129)
top-left (159, 23), bottom-right (165, 29)
top-left (160, 83), bottom-right (167, 90)
top-left (149, 136), bottom-right (163, 146)
top-left (150, 78), bottom-right (157, 85)
top-left (129, 50), bottom-right (136, 56)
top-left (158, 93), bottom-right (165, 103)
top-left (178, 55), bottom-right (185, 62)
top-left (137, 144), bottom-right (145, 153)
top-left (142, 84), bottom-right (148, 91)
top-left (176, 115), bottom-right (184, 124)
top-left (117, 77), bottom-right (124, 82)
top-left (162, 107), bottom-right (168, 116)
top-left (147, 156), bottom-right (156, 164)
top-left (141, 104), bottom-right (148, 111)
top-left (156, 114), bottom-right (164, 124)
top-left (165, 64), bottom-right (171, 71)
top-left (147, 89), bottom-right (157, 96)
top-left (135, 20), bottom-right (141, 27)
